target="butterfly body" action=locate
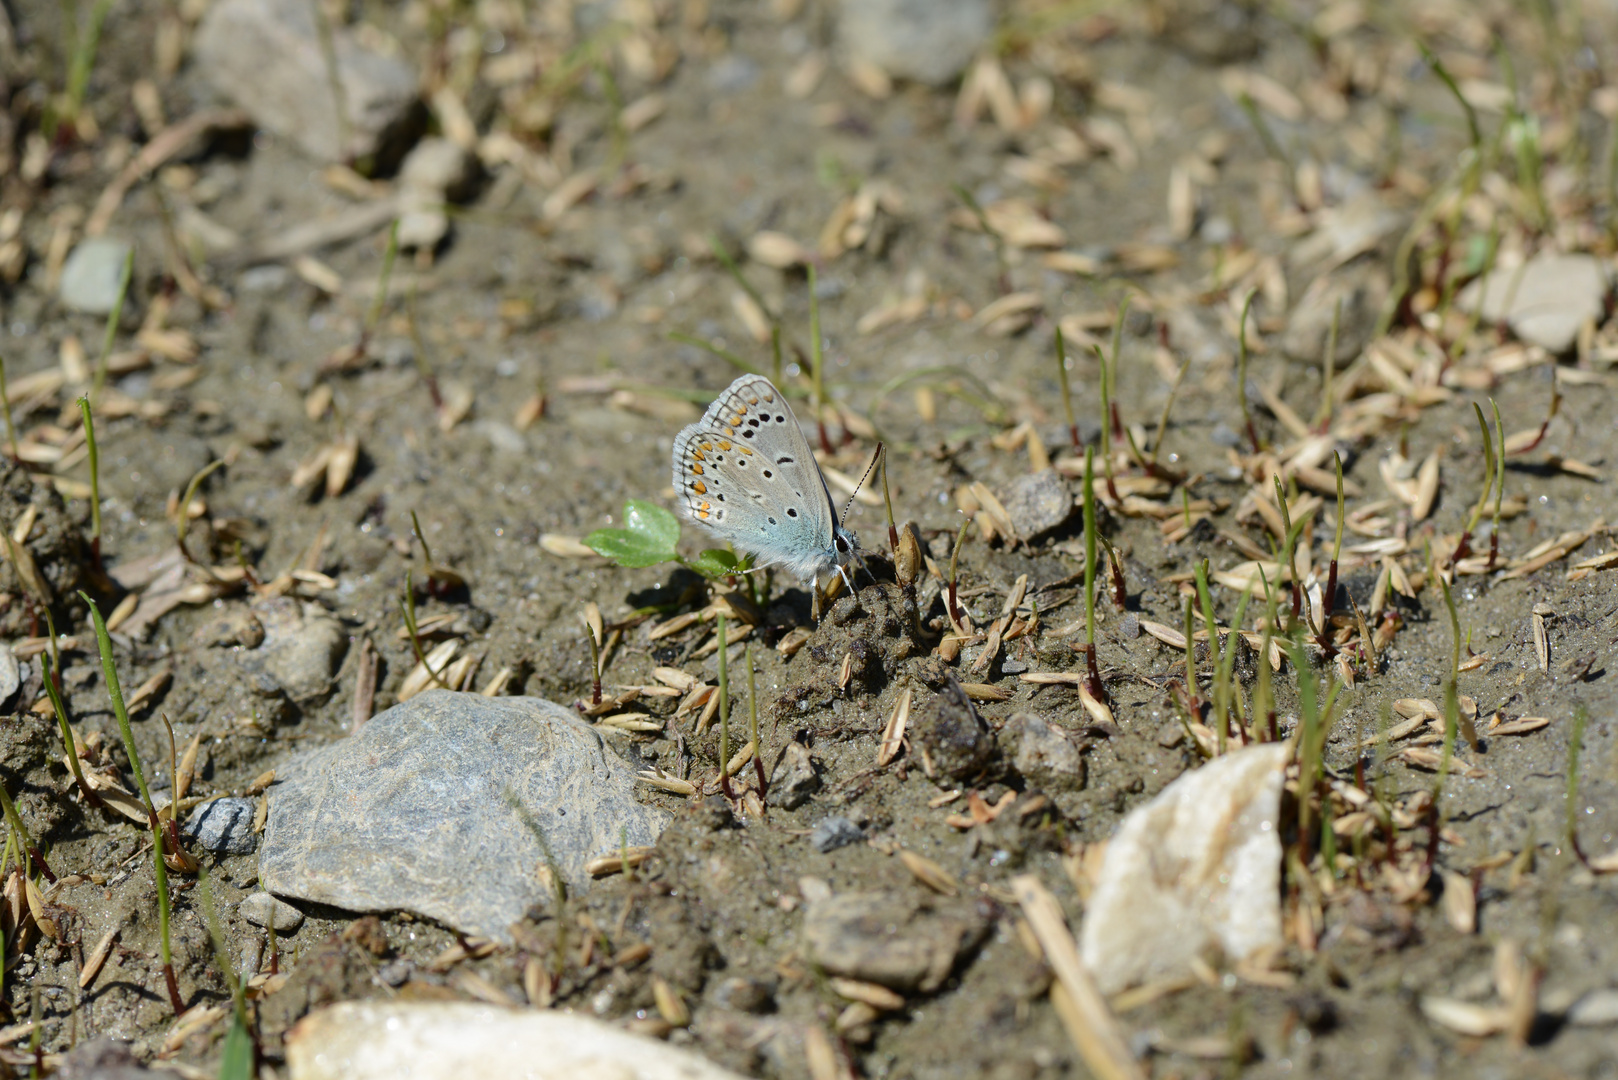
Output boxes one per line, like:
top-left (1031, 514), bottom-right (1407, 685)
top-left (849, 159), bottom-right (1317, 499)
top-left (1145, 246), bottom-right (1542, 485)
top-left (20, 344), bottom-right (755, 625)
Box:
top-left (671, 375), bottom-right (859, 588)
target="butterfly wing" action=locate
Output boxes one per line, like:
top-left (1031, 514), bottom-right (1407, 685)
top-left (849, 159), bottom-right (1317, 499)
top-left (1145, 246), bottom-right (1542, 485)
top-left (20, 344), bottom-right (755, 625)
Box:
top-left (671, 375), bottom-right (840, 583)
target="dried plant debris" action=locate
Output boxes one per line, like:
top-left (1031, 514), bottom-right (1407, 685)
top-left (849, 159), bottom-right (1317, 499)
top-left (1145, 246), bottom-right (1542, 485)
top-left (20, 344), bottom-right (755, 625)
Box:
top-left (3, 0), bottom-right (1618, 1073)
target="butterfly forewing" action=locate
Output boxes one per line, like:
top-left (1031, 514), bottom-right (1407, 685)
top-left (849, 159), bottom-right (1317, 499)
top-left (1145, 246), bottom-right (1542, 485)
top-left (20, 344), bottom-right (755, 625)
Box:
top-left (671, 376), bottom-right (840, 582)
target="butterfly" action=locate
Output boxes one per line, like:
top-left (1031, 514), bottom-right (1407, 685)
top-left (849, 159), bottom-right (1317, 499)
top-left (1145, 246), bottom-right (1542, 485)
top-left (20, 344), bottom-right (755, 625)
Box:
top-left (671, 375), bottom-right (862, 591)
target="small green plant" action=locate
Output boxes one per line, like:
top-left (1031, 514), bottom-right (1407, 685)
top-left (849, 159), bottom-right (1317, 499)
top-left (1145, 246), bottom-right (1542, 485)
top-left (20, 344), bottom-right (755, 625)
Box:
top-left (197, 863), bottom-right (255, 1079)
top-left (1053, 326), bottom-right (1078, 450)
top-left (1236, 290), bottom-right (1262, 453)
top-left (91, 247), bottom-right (134, 401)
top-left (83, 591), bottom-right (186, 1016)
top-left (78, 396), bottom-right (103, 566)
top-left (400, 569), bottom-right (452, 692)
top-left (41, 648), bottom-right (102, 809)
top-left (584, 499), bottom-right (749, 580)
top-left (0, 354), bottom-right (17, 462)
top-left (1080, 447), bottom-right (1103, 701)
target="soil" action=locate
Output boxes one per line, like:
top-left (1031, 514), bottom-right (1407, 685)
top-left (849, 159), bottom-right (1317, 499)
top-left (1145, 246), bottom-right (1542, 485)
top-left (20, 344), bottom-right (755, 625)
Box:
top-left (2, 1), bottom-right (1617, 1078)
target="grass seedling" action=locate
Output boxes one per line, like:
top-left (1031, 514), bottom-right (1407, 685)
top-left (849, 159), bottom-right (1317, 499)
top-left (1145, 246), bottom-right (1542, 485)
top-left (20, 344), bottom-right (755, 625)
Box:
top-left (1273, 476), bottom-right (1303, 627)
top-left (1255, 566), bottom-right (1279, 742)
top-left (1053, 327), bottom-right (1078, 451)
top-left (1431, 551), bottom-right (1478, 753)
top-left (1148, 352), bottom-right (1192, 472)
top-left (0, 780), bottom-right (53, 882)
top-left (198, 862), bottom-right (256, 1080)
top-left (1455, 402), bottom-right (1497, 563)
top-left (716, 614), bottom-right (733, 800)
top-left (1099, 534), bottom-right (1127, 610)
top-left (0, 355), bottom-right (17, 462)
top-left (667, 332), bottom-right (761, 378)
top-left (951, 183), bottom-right (1009, 293)
top-left (1080, 447), bottom-right (1103, 701)
top-left (1191, 563), bottom-right (1227, 752)
top-left (60, 0), bottom-right (116, 138)
top-left (41, 649), bottom-right (102, 810)
top-left (1289, 636), bottom-right (1341, 865)
top-left (1318, 453), bottom-right (1347, 657)
top-left (878, 444), bottom-right (898, 552)
top-left (82, 592), bottom-right (185, 1016)
top-left (1236, 92), bottom-right (1293, 174)
top-left (400, 570), bottom-right (452, 692)
top-left (1488, 399), bottom-right (1506, 569)
top-left (1564, 705), bottom-right (1591, 867)
top-left (583, 602), bottom-right (604, 707)
top-left (78, 396), bottom-right (103, 568)
top-left (1181, 593), bottom-right (1200, 723)
top-left (90, 247), bottom-right (134, 402)
top-left (807, 263), bottom-right (830, 453)
top-left (1311, 299), bottom-right (1341, 432)
top-left (746, 643), bottom-right (766, 798)
top-left (1236, 290), bottom-right (1263, 453)
top-left (174, 459), bottom-right (225, 564)
top-left (946, 518), bottom-right (969, 630)
top-left (710, 233), bottom-right (776, 338)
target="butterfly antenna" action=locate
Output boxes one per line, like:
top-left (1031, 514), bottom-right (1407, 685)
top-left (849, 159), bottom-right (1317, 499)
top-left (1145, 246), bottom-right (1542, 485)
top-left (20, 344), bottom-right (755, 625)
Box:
top-left (839, 443), bottom-right (884, 527)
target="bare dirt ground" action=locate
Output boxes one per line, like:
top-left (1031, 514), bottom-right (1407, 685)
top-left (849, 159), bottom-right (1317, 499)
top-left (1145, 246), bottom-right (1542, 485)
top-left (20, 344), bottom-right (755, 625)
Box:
top-left (2, 0), bottom-right (1617, 1077)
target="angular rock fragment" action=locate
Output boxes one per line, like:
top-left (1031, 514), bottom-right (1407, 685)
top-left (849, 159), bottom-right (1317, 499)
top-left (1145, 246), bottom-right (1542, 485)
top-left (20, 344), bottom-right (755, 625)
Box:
top-left (260, 691), bottom-right (669, 943)
top-left (770, 741), bottom-right (820, 809)
top-left (241, 891), bottom-right (305, 932)
top-left (1456, 252), bottom-right (1611, 354)
top-left (803, 889), bottom-right (988, 993)
top-left (1079, 743), bottom-right (1288, 993)
top-left (59, 238), bottom-right (133, 314)
top-left (912, 678), bottom-right (997, 784)
top-left (838, 0), bottom-right (993, 86)
top-left (194, 0), bottom-right (421, 163)
top-left (1001, 469), bottom-right (1072, 541)
top-left (185, 797), bottom-right (259, 855)
top-left (1001, 712), bottom-right (1085, 792)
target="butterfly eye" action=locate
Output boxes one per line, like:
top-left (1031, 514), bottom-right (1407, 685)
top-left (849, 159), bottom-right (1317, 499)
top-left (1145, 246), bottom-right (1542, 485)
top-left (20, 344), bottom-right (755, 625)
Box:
top-left (834, 534), bottom-right (850, 553)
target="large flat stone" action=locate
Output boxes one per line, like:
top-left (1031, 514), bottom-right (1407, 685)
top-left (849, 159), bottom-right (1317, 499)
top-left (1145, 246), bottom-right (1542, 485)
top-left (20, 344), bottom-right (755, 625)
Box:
top-left (1456, 252), bottom-right (1611, 354)
top-left (260, 691), bottom-right (669, 943)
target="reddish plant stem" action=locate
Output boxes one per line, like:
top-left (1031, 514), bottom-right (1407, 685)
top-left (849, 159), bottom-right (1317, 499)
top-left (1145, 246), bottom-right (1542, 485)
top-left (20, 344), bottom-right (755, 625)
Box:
top-left (162, 963), bottom-right (185, 1016)
top-left (25, 844), bottom-right (56, 883)
top-left (753, 755), bottom-right (769, 802)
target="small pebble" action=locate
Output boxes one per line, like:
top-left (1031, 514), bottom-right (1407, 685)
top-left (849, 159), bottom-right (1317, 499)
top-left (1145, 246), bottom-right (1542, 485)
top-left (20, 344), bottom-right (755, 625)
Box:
top-left (59, 238), bottom-right (133, 314)
top-left (184, 798), bottom-right (259, 855)
top-left (241, 892), bottom-right (305, 933)
top-left (811, 816), bottom-right (863, 853)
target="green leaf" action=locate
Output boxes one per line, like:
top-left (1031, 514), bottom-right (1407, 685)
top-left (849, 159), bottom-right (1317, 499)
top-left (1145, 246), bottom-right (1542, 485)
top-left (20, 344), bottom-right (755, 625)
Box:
top-left (584, 499), bottom-right (680, 569)
top-left (218, 1013), bottom-right (254, 1080)
top-left (687, 548), bottom-right (740, 579)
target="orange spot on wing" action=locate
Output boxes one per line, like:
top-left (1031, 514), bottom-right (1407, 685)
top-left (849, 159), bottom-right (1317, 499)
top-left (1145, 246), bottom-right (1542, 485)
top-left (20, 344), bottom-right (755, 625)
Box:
top-left (692, 464), bottom-right (704, 475)
top-left (692, 480), bottom-right (706, 494)
top-left (719, 440), bottom-right (732, 450)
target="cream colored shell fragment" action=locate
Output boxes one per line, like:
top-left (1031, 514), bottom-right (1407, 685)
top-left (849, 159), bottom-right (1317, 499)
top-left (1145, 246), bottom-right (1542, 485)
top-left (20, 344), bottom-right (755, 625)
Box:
top-left (288, 1001), bottom-right (747, 1080)
top-left (1079, 742), bottom-right (1289, 994)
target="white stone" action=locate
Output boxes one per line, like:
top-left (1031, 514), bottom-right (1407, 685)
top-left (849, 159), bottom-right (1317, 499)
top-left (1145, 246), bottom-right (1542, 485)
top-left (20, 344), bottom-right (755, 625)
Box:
top-left (1456, 252), bottom-right (1610, 354)
top-left (286, 1001), bottom-right (747, 1080)
top-left (838, 0), bottom-right (992, 86)
top-left (1079, 742), bottom-right (1289, 993)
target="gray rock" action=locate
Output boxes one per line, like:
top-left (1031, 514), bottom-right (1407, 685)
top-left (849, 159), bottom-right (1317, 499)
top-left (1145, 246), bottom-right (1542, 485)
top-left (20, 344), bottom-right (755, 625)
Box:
top-left (1001, 469), bottom-right (1071, 540)
top-left (712, 975), bottom-right (776, 1014)
top-left (1282, 260), bottom-right (1388, 366)
top-left (803, 890), bottom-right (988, 992)
top-left (912, 679), bottom-right (996, 784)
top-left (191, 607), bottom-right (265, 649)
top-left (1002, 713), bottom-right (1086, 792)
top-left (254, 599), bottom-right (348, 704)
top-left (1156, 0), bottom-right (1262, 62)
top-left (1568, 988), bottom-right (1618, 1026)
top-left (838, 0), bottom-right (992, 86)
top-left (1456, 252), bottom-right (1611, 354)
top-left (59, 238), bottom-right (133, 315)
top-left (185, 797), bottom-right (259, 855)
top-left (260, 691), bottom-right (669, 943)
top-left (810, 816), bottom-right (863, 853)
top-left (241, 891), bottom-right (305, 932)
top-left (770, 742), bottom-right (820, 809)
top-left (51, 1037), bottom-right (154, 1079)
top-left (194, 0), bottom-right (420, 163)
